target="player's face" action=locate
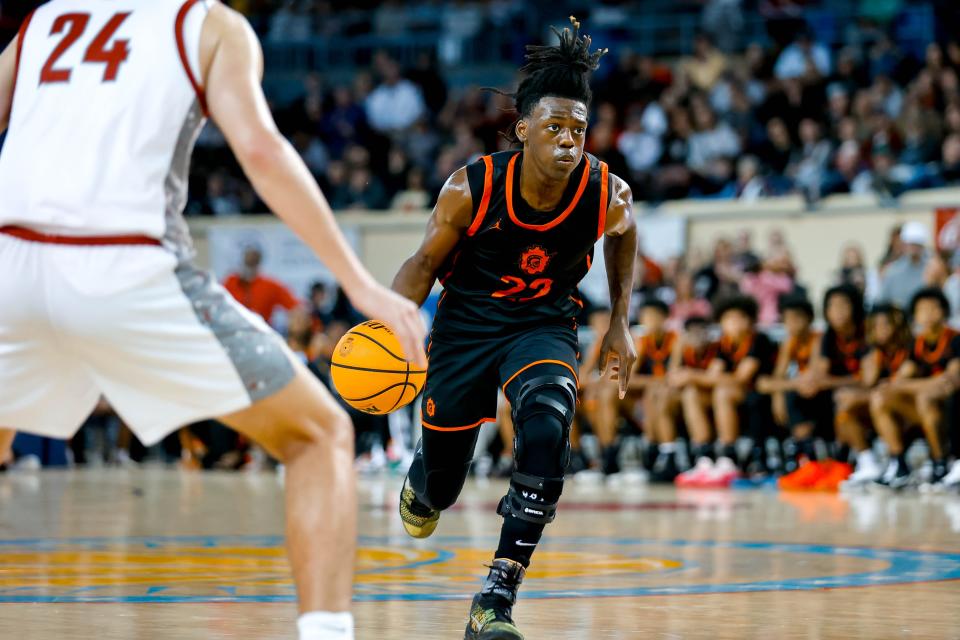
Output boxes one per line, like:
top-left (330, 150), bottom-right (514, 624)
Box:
top-left (825, 294), bottom-right (852, 329)
top-left (641, 308), bottom-right (667, 334)
top-left (518, 97), bottom-right (589, 181)
top-left (720, 310), bottom-right (751, 339)
top-left (783, 309), bottom-right (810, 337)
top-left (913, 299), bottom-right (945, 332)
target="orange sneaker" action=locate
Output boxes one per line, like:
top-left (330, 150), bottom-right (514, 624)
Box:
top-left (811, 462), bottom-right (853, 492)
top-left (778, 460), bottom-right (833, 491)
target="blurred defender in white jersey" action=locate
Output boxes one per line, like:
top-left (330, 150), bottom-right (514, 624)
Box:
top-left (0, 1), bottom-right (428, 638)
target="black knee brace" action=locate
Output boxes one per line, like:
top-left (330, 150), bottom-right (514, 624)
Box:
top-left (511, 374), bottom-right (577, 472)
top-left (511, 375), bottom-right (577, 430)
top-left (498, 375), bottom-right (577, 524)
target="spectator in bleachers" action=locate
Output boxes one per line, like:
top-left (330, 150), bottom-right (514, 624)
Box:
top-left (618, 108), bottom-right (663, 190)
top-left (669, 270), bottom-right (713, 330)
top-left (364, 54), bottom-right (425, 135)
top-left (390, 166), bottom-right (430, 212)
top-left (774, 30), bottom-right (832, 81)
top-left (342, 166), bottom-right (388, 210)
top-left (791, 118), bottom-right (834, 197)
top-left (679, 34), bottom-right (729, 91)
top-left (836, 243), bottom-right (880, 301)
top-left (751, 117), bottom-right (793, 179)
top-left (939, 134), bottom-right (960, 185)
top-left (740, 255), bottom-right (794, 326)
top-left (586, 120), bottom-right (632, 192)
top-left (734, 155), bottom-right (768, 200)
top-left (687, 101), bottom-right (741, 193)
top-left (199, 172), bottom-right (241, 216)
top-left (879, 221), bottom-right (930, 309)
top-left (223, 246), bottom-right (300, 326)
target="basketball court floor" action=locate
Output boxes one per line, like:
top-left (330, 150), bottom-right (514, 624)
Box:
top-left (1, 469), bottom-right (958, 639)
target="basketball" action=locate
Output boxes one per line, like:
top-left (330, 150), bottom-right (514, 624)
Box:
top-left (331, 320), bottom-right (426, 415)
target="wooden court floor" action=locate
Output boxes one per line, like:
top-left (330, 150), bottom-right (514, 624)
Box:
top-left (1, 469), bottom-right (959, 639)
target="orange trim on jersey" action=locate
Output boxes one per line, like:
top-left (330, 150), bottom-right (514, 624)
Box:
top-left (788, 331), bottom-right (818, 372)
top-left (502, 359), bottom-right (579, 392)
top-left (421, 416), bottom-right (495, 432)
top-left (638, 331), bottom-right (676, 377)
top-left (596, 162), bottom-right (609, 240)
top-left (876, 346), bottom-right (907, 377)
top-left (683, 343), bottom-right (718, 369)
top-left (720, 333), bottom-right (754, 366)
top-left (505, 153), bottom-right (590, 232)
top-left (11, 10), bottom-right (36, 100)
top-left (466, 155), bottom-right (494, 237)
top-left (175, 0), bottom-right (209, 117)
top-left (913, 328), bottom-right (955, 370)
top-left (0, 225), bottom-right (161, 247)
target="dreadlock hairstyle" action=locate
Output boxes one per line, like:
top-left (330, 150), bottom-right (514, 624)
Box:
top-left (487, 16), bottom-right (607, 139)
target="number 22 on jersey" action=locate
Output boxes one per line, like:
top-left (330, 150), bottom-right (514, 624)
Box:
top-left (39, 12), bottom-right (131, 85)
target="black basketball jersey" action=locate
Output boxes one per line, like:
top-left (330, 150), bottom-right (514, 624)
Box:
top-left (821, 329), bottom-right (868, 377)
top-left (434, 150), bottom-right (610, 335)
top-left (910, 328), bottom-right (960, 377)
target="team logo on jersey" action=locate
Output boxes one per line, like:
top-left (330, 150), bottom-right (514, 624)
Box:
top-left (519, 245), bottom-right (551, 275)
top-left (426, 397), bottom-right (436, 417)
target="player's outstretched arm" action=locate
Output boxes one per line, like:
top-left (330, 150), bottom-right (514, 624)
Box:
top-left (597, 174), bottom-right (638, 399)
top-left (392, 168), bottom-right (472, 306)
top-left (0, 36), bottom-right (18, 134)
top-left (201, 5), bottom-right (426, 366)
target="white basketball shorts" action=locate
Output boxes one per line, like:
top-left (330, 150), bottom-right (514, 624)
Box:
top-left (0, 234), bottom-right (296, 445)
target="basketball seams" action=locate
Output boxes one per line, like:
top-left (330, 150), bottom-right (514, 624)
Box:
top-left (348, 330), bottom-right (408, 362)
top-left (385, 360), bottom-right (412, 413)
top-left (341, 381), bottom-right (419, 403)
top-left (330, 362), bottom-right (427, 375)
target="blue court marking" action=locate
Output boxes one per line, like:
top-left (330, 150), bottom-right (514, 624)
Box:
top-left (0, 534), bottom-right (957, 603)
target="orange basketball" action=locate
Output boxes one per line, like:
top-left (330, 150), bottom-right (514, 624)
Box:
top-left (331, 320), bottom-right (426, 415)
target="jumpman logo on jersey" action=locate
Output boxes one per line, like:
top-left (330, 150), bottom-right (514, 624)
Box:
top-left (490, 220), bottom-right (502, 231)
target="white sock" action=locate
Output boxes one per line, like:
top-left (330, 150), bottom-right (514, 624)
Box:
top-left (297, 611), bottom-right (354, 640)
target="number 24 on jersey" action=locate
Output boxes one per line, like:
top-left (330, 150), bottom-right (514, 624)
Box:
top-left (39, 12), bottom-right (132, 85)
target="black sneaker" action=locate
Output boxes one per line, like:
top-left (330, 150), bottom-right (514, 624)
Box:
top-left (464, 558), bottom-right (525, 640)
top-left (399, 477), bottom-right (440, 539)
top-left (601, 444), bottom-right (621, 476)
top-left (650, 452), bottom-right (679, 483)
top-left (874, 458), bottom-right (911, 490)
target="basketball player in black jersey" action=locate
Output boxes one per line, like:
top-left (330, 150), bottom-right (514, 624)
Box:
top-left (391, 19), bottom-right (637, 640)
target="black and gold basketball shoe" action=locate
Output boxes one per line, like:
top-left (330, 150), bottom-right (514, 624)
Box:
top-left (464, 558), bottom-right (526, 640)
top-left (399, 477), bottom-right (440, 539)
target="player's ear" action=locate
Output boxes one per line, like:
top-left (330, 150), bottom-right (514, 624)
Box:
top-left (516, 119), bottom-right (527, 143)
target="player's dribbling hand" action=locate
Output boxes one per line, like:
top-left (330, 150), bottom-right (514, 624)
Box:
top-left (350, 284), bottom-right (428, 369)
top-left (598, 320), bottom-right (637, 400)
